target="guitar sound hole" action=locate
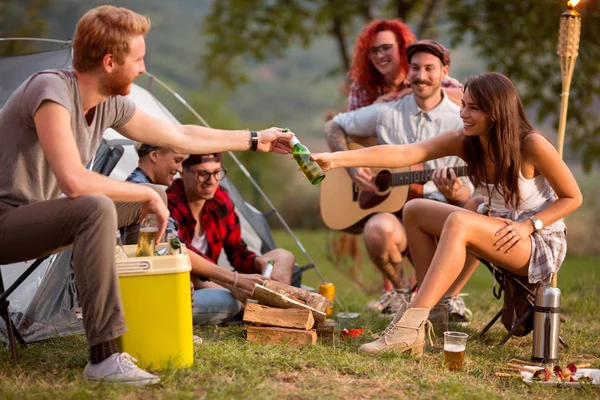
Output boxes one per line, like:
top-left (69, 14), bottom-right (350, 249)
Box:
top-left (374, 170), bottom-right (391, 191)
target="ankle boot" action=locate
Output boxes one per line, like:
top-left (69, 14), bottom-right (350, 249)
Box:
top-left (359, 308), bottom-right (432, 356)
top-left (429, 301), bottom-right (448, 335)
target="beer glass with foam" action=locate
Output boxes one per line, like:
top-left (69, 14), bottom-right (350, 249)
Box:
top-left (136, 213), bottom-right (158, 257)
top-left (443, 331), bottom-right (468, 371)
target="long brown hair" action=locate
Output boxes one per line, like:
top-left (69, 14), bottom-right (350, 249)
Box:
top-left (462, 73), bottom-right (534, 208)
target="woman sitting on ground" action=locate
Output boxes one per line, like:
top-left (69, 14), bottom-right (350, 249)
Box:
top-left (313, 72), bottom-right (582, 356)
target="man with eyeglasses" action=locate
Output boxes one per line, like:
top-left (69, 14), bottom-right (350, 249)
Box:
top-left (325, 40), bottom-right (477, 331)
top-left (166, 153), bottom-right (295, 326)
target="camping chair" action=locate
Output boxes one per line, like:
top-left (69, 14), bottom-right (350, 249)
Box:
top-left (1, 140), bottom-right (124, 362)
top-left (475, 258), bottom-right (568, 348)
top-left (0, 256), bottom-right (50, 362)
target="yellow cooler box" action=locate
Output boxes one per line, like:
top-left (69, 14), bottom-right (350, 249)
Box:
top-left (116, 244), bottom-right (194, 370)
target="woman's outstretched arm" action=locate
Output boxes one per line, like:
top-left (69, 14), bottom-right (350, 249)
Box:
top-left (312, 129), bottom-right (464, 171)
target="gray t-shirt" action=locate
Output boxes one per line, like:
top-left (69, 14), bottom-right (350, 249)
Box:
top-left (0, 69), bottom-right (136, 206)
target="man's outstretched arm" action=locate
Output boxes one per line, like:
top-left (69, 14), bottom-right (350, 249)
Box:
top-left (117, 109), bottom-right (293, 155)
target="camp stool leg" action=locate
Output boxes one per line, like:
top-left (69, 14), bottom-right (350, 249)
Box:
top-left (0, 257), bottom-right (48, 362)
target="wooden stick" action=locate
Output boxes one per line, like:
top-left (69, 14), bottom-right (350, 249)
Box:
top-left (506, 363), bottom-right (537, 372)
top-left (495, 372), bottom-right (522, 378)
top-left (509, 359), bottom-right (542, 367)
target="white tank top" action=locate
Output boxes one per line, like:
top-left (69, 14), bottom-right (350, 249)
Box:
top-left (475, 171), bottom-right (565, 232)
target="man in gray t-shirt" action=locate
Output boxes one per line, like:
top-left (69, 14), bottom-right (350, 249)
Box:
top-left (0, 5), bottom-right (293, 386)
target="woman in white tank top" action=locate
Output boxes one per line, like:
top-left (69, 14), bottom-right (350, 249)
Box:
top-left (313, 72), bottom-right (582, 358)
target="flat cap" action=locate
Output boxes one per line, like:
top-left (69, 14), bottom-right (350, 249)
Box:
top-left (406, 40), bottom-right (450, 66)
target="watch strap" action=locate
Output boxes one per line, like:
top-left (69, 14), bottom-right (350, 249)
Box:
top-left (249, 130), bottom-right (258, 151)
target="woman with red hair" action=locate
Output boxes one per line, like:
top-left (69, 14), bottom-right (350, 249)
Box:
top-left (341, 19), bottom-right (469, 322)
top-left (347, 19), bottom-right (462, 111)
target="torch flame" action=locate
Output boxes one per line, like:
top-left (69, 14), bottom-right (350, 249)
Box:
top-left (568, 0), bottom-right (580, 7)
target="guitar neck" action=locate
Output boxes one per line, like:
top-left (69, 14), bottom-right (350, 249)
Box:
top-left (390, 166), bottom-right (468, 186)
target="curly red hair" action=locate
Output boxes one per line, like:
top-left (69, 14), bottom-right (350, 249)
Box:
top-left (348, 19), bottom-right (416, 93)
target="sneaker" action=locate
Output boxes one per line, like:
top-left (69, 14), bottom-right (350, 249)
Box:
top-left (83, 352), bottom-right (160, 386)
top-left (445, 294), bottom-right (473, 325)
top-left (382, 289), bottom-right (411, 315)
top-left (367, 289), bottom-right (411, 315)
top-left (193, 334), bottom-right (203, 345)
top-left (366, 290), bottom-right (395, 312)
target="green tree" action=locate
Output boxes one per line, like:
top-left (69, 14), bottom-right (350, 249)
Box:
top-left (201, 0), bottom-right (600, 169)
top-left (446, 0), bottom-right (600, 169)
top-left (0, 0), bottom-right (51, 55)
top-left (201, 0), bottom-right (441, 87)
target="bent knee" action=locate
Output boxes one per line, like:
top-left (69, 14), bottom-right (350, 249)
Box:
top-left (364, 214), bottom-right (404, 243)
top-left (444, 210), bottom-right (471, 233)
top-left (402, 198), bottom-right (433, 221)
top-left (78, 194), bottom-right (117, 220)
top-left (270, 248), bottom-right (295, 268)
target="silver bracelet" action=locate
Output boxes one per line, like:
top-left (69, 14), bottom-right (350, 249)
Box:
top-left (233, 271), bottom-right (239, 288)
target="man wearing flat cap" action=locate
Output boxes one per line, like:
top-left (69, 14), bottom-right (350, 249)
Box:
top-left (324, 39), bottom-right (477, 329)
top-left (167, 153), bottom-right (295, 326)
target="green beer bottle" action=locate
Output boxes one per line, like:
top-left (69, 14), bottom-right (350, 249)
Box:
top-left (290, 136), bottom-right (325, 185)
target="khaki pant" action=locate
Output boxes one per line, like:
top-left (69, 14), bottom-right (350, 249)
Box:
top-left (0, 187), bottom-right (166, 346)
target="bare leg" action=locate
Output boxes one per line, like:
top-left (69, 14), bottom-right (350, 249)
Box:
top-left (402, 199), bottom-right (531, 308)
top-left (446, 255), bottom-right (480, 297)
top-left (363, 213), bottom-right (408, 289)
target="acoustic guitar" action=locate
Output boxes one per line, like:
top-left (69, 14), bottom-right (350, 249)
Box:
top-left (319, 148), bottom-right (468, 233)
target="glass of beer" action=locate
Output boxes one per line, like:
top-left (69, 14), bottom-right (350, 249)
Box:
top-left (443, 331), bottom-right (468, 371)
top-left (136, 214), bottom-right (158, 257)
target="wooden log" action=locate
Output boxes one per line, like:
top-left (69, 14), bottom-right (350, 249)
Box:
top-left (263, 281), bottom-right (331, 314)
top-left (246, 326), bottom-right (317, 345)
top-left (243, 303), bottom-right (314, 330)
top-left (251, 284), bottom-right (327, 323)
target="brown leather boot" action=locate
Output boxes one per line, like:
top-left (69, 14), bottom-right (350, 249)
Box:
top-left (359, 308), bottom-right (432, 356)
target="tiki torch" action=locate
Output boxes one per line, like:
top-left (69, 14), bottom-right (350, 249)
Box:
top-left (552, 0), bottom-right (581, 288)
top-left (556, 0), bottom-right (581, 159)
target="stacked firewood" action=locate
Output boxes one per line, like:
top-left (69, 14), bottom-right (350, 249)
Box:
top-left (243, 281), bottom-right (332, 345)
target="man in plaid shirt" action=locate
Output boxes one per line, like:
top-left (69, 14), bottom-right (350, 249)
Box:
top-left (167, 153), bottom-right (295, 325)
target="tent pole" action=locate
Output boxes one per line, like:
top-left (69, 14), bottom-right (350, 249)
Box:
top-left (143, 72), bottom-right (345, 311)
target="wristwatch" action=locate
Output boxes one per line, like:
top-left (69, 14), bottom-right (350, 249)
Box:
top-left (528, 216), bottom-right (543, 232)
top-left (249, 131), bottom-right (258, 151)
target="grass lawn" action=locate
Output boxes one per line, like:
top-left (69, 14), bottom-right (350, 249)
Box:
top-left (1, 229), bottom-right (599, 399)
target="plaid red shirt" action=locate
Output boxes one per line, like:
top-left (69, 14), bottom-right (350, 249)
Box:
top-left (347, 76), bottom-right (463, 111)
top-left (167, 178), bottom-right (257, 275)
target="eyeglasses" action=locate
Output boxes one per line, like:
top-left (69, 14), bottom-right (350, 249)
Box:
top-left (186, 168), bottom-right (228, 182)
top-left (369, 43), bottom-right (397, 57)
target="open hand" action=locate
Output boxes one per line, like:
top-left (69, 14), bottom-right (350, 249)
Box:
top-left (493, 219), bottom-right (531, 254)
top-left (256, 127), bottom-right (294, 154)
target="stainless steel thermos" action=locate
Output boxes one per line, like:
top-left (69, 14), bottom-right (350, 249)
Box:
top-left (531, 285), bottom-right (561, 363)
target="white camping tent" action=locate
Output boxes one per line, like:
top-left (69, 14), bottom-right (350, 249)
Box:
top-left (0, 42), bottom-right (323, 345)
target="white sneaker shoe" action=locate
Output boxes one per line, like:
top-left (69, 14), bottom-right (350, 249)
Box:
top-left (83, 352), bottom-right (160, 386)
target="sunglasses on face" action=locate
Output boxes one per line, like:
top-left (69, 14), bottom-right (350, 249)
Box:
top-left (369, 43), bottom-right (397, 57)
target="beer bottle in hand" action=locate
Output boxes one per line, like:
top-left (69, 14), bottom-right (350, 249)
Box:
top-left (136, 213), bottom-right (158, 257)
top-left (290, 136), bottom-right (325, 185)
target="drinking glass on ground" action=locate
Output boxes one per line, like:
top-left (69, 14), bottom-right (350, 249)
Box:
top-left (443, 331), bottom-right (468, 371)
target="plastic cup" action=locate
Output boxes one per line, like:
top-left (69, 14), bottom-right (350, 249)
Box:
top-left (443, 331), bottom-right (468, 371)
